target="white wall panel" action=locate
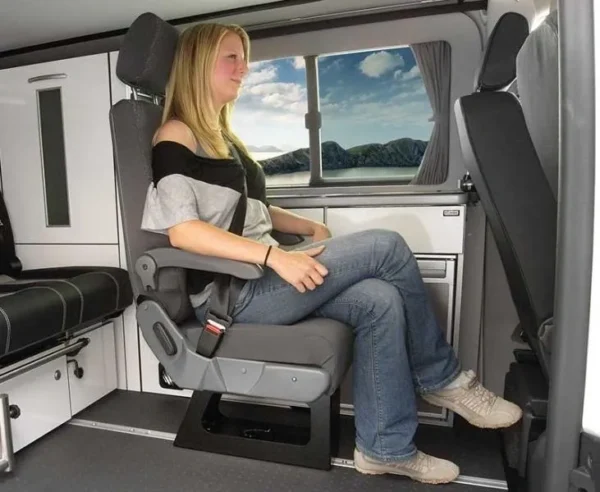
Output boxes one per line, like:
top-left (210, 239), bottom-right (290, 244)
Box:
top-left (109, 50), bottom-right (130, 105)
top-left (326, 206), bottom-right (465, 254)
top-left (15, 244), bottom-right (120, 269)
top-left (0, 53), bottom-right (117, 244)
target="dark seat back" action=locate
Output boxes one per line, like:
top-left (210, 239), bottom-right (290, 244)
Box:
top-left (455, 12), bottom-right (556, 376)
top-left (110, 13), bottom-right (192, 322)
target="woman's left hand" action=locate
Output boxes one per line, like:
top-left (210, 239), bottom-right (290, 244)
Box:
top-left (312, 223), bottom-right (332, 242)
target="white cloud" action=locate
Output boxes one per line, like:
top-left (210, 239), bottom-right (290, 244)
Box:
top-left (321, 58), bottom-right (344, 74)
top-left (248, 60), bottom-right (270, 69)
top-left (393, 65), bottom-right (421, 82)
top-left (359, 51), bottom-right (405, 78)
top-left (293, 56), bottom-right (306, 69)
top-left (244, 65), bottom-right (277, 86)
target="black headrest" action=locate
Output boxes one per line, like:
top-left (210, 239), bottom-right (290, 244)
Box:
top-left (477, 12), bottom-right (530, 92)
top-left (116, 12), bottom-right (179, 96)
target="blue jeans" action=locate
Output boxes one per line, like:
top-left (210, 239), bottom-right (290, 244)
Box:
top-left (195, 229), bottom-right (461, 461)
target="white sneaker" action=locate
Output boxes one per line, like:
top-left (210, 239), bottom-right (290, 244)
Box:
top-left (422, 370), bottom-right (523, 429)
top-left (354, 448), bottom-right (460, 484)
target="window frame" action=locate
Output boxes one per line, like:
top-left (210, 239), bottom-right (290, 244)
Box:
top-left (239, 45), bottom-right (449, 190)
top-left (241, 12), bottom-right (482, 193)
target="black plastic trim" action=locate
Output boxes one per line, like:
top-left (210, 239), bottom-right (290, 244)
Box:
top-left (0, 0), bottom-right (323, 58)
top-left (544, 1), bottom-right (595, 491)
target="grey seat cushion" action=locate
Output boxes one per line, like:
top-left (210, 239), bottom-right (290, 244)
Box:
top-left (182, 317), bottom-right (353, 394)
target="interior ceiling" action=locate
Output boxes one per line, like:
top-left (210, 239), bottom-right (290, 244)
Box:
top-left (0, 0), bottom-right (482, 54)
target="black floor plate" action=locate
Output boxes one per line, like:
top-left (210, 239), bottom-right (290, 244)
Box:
top-left (76, 389), bottom-right (506, 481)
top-left (0, 424), bottom-right (502, 492)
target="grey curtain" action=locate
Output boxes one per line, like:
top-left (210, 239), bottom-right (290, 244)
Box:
top-left (409, 41), bottom-right (452, 185)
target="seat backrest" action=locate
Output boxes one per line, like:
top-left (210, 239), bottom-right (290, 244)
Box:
top-left (516, 11), bottom-right (559, 197)
top-left (454, 12), bottom-right (557, 375)
top-left (109, 13), bottom-right (192, 321)
top-left (0, 191), bottom-right (22, 277)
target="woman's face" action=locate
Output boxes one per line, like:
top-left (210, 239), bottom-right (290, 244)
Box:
top-left (211, 32), bottom-right (248, 108)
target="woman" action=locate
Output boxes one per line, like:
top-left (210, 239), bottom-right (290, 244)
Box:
top-left (141, 22), bottom-right (522, 485)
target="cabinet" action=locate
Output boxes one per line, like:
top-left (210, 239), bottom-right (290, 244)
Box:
top-left (0, 357), bottom-right (71, 452)
top-left (0, 322), bottom-right (118, 452)
top-left (67, 323), bottom-right (118, 415)
top-left (0, 53), bottom-right (117, 245)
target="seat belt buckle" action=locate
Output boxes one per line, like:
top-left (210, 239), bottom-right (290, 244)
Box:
top-left (196, 311), bottom-right (232, 358)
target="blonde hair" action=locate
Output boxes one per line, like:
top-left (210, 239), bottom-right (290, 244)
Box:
top-left (162, 22), bottom-right (252, 160)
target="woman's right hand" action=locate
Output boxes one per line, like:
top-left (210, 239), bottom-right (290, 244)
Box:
top-left (267, 246), bottom-right (329, 293)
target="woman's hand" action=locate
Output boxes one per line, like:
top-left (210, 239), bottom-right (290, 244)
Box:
top-left (267, 246), bottom-right (329, 293)
top-left (311, 224), bottom-right (332, 243)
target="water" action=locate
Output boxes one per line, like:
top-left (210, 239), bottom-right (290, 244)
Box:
top-left (265, 167), bottom-right (420, 187)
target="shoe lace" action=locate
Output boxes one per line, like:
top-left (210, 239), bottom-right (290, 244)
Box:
top-left (460, 370), bottom-right (497, 414)
top-left (403, 451), bottom-right (432, 472)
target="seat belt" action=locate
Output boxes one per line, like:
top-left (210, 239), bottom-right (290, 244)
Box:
top-left (195, 147), bottom-right (249, 358)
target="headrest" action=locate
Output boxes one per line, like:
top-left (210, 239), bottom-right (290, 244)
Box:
top-left (477, 12), bottom-right (530, 92)
top-left (116, 12), bottom-right (179, 96)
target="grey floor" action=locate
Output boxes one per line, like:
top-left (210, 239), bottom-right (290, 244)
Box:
top-left (76, 390), bottom-right (507, 480)
top-left (1, 425), bottom-right (501, 492)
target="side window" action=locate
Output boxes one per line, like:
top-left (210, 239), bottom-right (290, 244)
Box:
top-left (318, 46), bottom-right (433, 183)
top-left (233, 42), bottom-right (449, 187)
top-left (232, 56), bottom-right (310, 187)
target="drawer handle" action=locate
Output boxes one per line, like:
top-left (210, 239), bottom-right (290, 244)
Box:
top-left (28, 73), bottom-right (67, 83)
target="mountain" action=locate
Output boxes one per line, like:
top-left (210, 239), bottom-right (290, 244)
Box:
top-left (246, 144), bottom-right (283, 153)
top-left (259, 138), bottom-right (427, 176)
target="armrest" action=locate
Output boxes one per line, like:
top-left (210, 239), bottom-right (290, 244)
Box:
top-left (135, 248), bottom-right (263, 291)
top-left (270, 230), bottom-right (306, 246)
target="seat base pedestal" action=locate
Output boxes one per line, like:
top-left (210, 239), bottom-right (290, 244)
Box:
top-left (502, 354), bottom-right (548, 478)
top-left (173, 389), bottom-right (341, 470)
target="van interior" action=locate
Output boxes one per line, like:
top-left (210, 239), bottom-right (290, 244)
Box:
top-left (0, 0), bottom-right (597, 491)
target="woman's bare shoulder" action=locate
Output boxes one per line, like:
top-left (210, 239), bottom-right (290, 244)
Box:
top-left (152, 120), bottom-right (196, 153)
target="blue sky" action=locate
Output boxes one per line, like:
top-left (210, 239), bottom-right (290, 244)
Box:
top-left (231, 47), bottom-right (433, 153)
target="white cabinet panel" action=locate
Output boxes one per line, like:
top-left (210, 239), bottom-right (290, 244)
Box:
top-left (68, 322), bottom-right (118, 415)
top-left (0, 357), bottom-right (71, 452)
top-left (0, 53), bottom-right (117, 244)
top-left (15, 244), bottom-right (120, 269)
top-left (109, 51), bottom-right (131, 105)
top-left (287, 208), bottom-right (324, 223)
top-left (326, 206), bottom-right (466, 254)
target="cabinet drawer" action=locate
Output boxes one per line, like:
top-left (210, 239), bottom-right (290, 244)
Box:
top-left (68, 323), bottom-right (118, 415)
top-left (0, 357), bottom-right (71, 452)
top-left (326, 206), bottom-right (465, 254)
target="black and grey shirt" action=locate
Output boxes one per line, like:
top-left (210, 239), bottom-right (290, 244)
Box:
top-left (141, 140), bottom-right (278, 308)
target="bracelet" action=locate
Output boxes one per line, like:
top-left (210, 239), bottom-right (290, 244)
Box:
top-left (263, 245), bottom-right (273, 267)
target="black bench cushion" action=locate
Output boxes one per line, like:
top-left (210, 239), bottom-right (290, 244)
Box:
top-left (0, 266), bottom-right (132, 364)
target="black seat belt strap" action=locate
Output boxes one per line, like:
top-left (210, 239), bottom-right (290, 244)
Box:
top-left (195, 147), bottom-right (248, 358)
